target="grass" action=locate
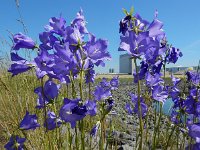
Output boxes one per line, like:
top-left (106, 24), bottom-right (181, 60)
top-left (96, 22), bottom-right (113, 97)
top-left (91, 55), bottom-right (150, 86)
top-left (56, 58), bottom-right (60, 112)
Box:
top-left (0, 71), bottom-right (188, 149)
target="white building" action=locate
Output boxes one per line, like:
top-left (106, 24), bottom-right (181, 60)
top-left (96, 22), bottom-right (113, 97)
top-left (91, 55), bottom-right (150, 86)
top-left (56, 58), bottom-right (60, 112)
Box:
top-left (119, 54), bottom-right (135, 74)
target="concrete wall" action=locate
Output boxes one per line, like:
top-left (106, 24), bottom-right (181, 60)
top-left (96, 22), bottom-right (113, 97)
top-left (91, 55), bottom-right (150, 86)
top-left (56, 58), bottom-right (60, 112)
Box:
top-left (119, 54), bottom-right (135, 74)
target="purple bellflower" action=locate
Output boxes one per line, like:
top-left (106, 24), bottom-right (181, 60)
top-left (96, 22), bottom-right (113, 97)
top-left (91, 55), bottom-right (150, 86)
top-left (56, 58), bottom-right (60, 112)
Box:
top-left (110, 76), bottom-right (119, 90)
top-left (12, 33), bottom-right (36, 50)
top-left (8, 52), bottom-right (33, 76)
top-left (85, 100), bottom-right (97, 116)
top-left (20, 111), bottom-right (40, 130)
top-left (152, 84), bottom-right (168, 103)
top-left (44, 111), bottom-right (62, 130)
top-left (4, 135), bottom-right (26, 150)
top-left (90, 121), bottom-right (100, 137)
top-left (93, 85), bottom-right (111, 101)
top-left (59, 98), bottom-right (87, 128)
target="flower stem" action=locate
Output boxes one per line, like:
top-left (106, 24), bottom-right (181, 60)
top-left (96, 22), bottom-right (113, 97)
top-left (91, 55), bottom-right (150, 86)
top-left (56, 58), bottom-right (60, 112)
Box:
top-left (165, 125), bottom-right (175, 150)
top-left (133, 58), bottom-right (143, 150)
top-left (79, 69), bottom-right (85, 150)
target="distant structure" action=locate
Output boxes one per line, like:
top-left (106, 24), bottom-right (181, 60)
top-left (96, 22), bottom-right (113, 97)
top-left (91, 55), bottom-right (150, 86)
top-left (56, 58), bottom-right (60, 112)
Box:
top-left (119, 54), bottom-right (135, 74)
top-left (166, 66), bottom-right (198, 75)
top-left (109, 68), bottom-right (115, 73)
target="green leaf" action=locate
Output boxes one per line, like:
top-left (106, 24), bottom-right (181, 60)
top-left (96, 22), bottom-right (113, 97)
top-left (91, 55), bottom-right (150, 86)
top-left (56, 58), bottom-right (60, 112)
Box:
top-left (130, 6), bottom-right (134, 15)
top-left (122, 8), bottom-right (129, 16)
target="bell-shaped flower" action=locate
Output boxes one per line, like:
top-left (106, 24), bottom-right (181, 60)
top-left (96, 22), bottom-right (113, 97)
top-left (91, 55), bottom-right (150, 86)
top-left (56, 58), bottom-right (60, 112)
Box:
top-left (85, 100), bottom-right (97, 116)
top-left (4, 135), bottom-right (26, 150)
top-left (85, 33), bottom-right (111, 66)
top-left (166, 47), bottom-right (183, 64)
top-left (12, 33), bottom-right (36, 50)
top-left (59, 98), bottom-right (87, 128)
top-left (110, 76), bottom-right (119, 90)
top-left (171, 75), bottom-right (181, 86)
top-left (152, 84), bottom-right (168, 103)
top-left (134, 102), bottom-right (148, 118)
top-left (125, 103), bottom-right (133, 115)
top-left (147, 19), bottom-right (164, 39)
top-left (34, 47), bottom-right (55, 78)
top-left (188, 123), bottom-right (200, 139)
top-left (44, 111), bottom-right (62, 130)
top-left (20, 111), bottom-right (40, 130)
top-left (44, 80), bottom-right (59, 99)
top-left (39, 31), bottom-right (58, 50)
top-left (45, 16), bottom-right (66, 36)
top-left (90, 121), bottom-right (100, 137)
top-left (93, 85), bottom-right (111, 101)
top-left (71, 9), bottom-right (88, 34)
top-left (8, 53), bottom-right (33, 76)
top-left (34, 80), bottom-right (59, 109)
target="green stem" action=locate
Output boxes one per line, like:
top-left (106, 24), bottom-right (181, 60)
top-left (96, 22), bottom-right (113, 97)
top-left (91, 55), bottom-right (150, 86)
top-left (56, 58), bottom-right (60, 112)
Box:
top-left (165, 125), bottom-right (175, 150)
top-left (79, 69), bottom-right (85, 150)
top-left (133, 58), bottom-right (143, 150)
top-left (153, 102), bottom-right (157, 149)
top-left (89, 82), bottom-right (92, 150)
top-left (156, 102), bottom-right (163, 146)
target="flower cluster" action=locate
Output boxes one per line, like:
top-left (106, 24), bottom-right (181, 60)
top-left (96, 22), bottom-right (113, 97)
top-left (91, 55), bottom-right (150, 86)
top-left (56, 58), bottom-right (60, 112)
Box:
top-left (8, 9), bottom-right (111, 81)
top-left (5, 9), bottom-right (116, 149)
top-left (120, 9), bottom-right (176, 120)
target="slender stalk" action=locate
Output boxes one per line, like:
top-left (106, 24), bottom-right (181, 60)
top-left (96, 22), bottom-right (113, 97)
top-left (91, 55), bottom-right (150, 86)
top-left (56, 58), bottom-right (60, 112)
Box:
top-left (152, 102), bottom-right (157, 150)
top-left (89, 82), bottom-right (92, 150)
top-left (145, 108), bottom-right (149, 143)
top-left (79, 69), bottom-right (85, 150)
top-left (69, 72), bottom-right (79, 149)
top-left (21, 130), bottom-right (34, 149)
top-left (156, 102), bottom-right (163, 146)
top-left (165, 125), bottom-right (175, 150)
top-left (99, 102), bottom-right (106, 150)
top-left (41, 78), bottom-right (48, 132)
top-left (133, 58), bottom-right (143, 150)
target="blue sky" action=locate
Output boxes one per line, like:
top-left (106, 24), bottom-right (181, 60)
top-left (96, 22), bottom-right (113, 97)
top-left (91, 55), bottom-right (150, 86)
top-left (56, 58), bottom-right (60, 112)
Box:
top-left (0, 0), bottom-right (200, 73)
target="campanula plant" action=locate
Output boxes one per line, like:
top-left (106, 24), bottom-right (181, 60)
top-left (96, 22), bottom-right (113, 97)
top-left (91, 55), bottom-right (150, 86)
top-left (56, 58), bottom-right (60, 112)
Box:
top-left (5, 9), bottom-right (120, 150)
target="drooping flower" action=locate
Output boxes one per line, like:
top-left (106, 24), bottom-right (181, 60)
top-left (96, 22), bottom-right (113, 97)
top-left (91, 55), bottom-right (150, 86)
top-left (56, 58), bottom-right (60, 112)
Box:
top-left (20, 111), bottom-right (40, 130)
top-left (85, 100), bottom-right (97, 116)
top-left (34, 80), bottom-right (59, 109)
top-left (166, 47), bottom-right (183, 64)
top-left (147, 18), bottom-right (164, 39)
top-left (85, 68), bottom-right (95, 83)
top-left (125, 103), bottom-right (133, 115)
top-left (4, 135), bottom-right (26, 150)
top-left (44, 80), bottom-right (59, 99)
top-left (90, 121), bottom-right (100, 136)
top-left (105, 98), bottom-right (115, 113)
top-left (127, 93), bottom-right (147, 117)
top-left (44, 111), bottom-right (62, 130)
top-left (188, 123), bottom-right (200, 139)
top-left (45, 16), bottom-right (66, 36)
top-left (186, 71), bottom-right (200, 85)
top-left (72, 9), bottom-right (88, 34)
top-left (85, 33), bottom-right (111, 66)
top-left (59, 98), bottom-right (87, 128)
top-left (34, 47), bottom-right (55, 78)
top-left (119, 15), bottom-right (131, 35)
top-left (171, 75), bottom-right (181, 86)
top-left (8, 53), bottom-right (33, 76)
top-left (134, 102), bottom-right (148, 118)
top-left (12, 33), bottom-right (36, 50)
top-left (152, 84), bottom-right (168, 103)
top-left (110, 76), bottom-right (119, 90)
top-left (93, 85), bottom-right (111, 101)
